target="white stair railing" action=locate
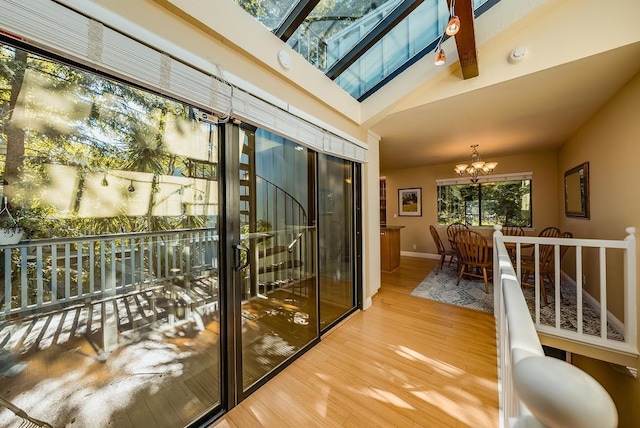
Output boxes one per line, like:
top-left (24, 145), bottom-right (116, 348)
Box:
top-left (494, 227), bottom-right (620, 427)
top-left (499, 227), bottom-right (637, 356)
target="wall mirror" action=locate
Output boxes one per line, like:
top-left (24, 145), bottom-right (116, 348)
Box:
top-left (564, 162), bottom-right (590, 219)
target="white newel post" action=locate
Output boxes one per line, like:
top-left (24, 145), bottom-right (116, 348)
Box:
top-left (513, 356), bottom-right (618, 428)
top-left (624, 227), bottom-right (637, 353)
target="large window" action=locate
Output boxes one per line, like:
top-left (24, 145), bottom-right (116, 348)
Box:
top-left (437, 176), bottom-right (532, 227)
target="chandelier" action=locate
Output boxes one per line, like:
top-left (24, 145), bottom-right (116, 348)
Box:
top-left (454, 145), bottom-right (498, 183)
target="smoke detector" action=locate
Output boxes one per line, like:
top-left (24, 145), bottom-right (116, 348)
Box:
top-left (509, 47), bottom-right (528, 64)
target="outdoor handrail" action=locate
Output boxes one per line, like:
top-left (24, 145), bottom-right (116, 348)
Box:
top-left (494, 226), bottom-right (619, 427)
top-left (0, 226), bottom-right (217, 249)
top-left (0, 228), bottom-right (218, 317)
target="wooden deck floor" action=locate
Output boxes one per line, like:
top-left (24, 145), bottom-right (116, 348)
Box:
top-left (213, 257), bottom-right (499, 427)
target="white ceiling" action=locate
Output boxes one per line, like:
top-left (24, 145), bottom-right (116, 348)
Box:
top-left (371, 41), bottom-right (640, 171)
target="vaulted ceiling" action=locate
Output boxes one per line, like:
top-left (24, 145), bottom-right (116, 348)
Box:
top-left (230, 0), bottom-right (640, 171)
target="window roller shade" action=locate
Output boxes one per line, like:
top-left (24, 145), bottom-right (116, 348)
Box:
top-left (0, 0), bottom-right (365, 163)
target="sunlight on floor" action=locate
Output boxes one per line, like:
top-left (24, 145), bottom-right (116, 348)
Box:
top-left (368, 387), bottom-right (415, 409)
top-left (392, 344), bottom-right (465, 377)
top-left (0, 333), bottom-right (203, 427)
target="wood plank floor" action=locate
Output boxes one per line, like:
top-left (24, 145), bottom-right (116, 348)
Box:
top-left (213, 257), bottom-right (499, 427)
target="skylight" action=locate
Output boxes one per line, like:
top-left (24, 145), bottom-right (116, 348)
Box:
top-left (233, 0), bottom-right (499, 101)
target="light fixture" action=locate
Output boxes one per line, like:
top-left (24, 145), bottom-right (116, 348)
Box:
top-left (446, 0), bottom-right (460, 36)
top-left (446, 16), bottom-right (460, 36)
top-left (434, 0), bottom-right (461, 66)
top-left (454, 145), bottom-right (498, 183)
top-left (434, 48), bottom-right (446, 66)
top-left (128, 180), bottom-right (135, 193)
top-left (434, 27), bottom-right (447, 66)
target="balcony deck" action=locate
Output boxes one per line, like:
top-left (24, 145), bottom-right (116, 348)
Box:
top-left (214, 257), bottom-right (499, 427)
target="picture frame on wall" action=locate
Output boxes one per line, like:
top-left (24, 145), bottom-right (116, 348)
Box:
top-left (564, 162), bottom-right (590, 219)
top-left (398, 187), bottom-right (422, 217)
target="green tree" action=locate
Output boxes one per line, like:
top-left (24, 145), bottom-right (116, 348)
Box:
top-left (0, 43), bottom-right (215, 239)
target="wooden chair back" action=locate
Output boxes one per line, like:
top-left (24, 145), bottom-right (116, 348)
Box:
top-left (447, 222), bottom-right (468, 250)
top-left (559, 231), bottom-right (573, 261)
top-left (538, 226), bottom-right (561, 238)
top-left (430, 225), bottom-right (445, 255)
top-left (538, 242), bottom-right (556, 270)
top-left (503, 226), bottom-right (525, 236)
top-left (454, 229), bottom-right (490, 268)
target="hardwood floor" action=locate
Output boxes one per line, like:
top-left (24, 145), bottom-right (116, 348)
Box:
top-left (213, 257), bottom-right (499, 427)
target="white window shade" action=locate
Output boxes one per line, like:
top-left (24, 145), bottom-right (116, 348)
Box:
top-left (436, 172), bottom-right (533, 186)
top-left (0, 0), bottom-right (366, 163)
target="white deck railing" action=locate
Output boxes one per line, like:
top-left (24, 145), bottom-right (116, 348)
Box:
top-left (0, 225), bottom-right (315, 319)
top-left (493, 226), bottom-right (635, 427)
top-left (0, 228), bottom-right (218, 318)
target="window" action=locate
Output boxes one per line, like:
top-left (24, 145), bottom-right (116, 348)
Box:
top-left (437, 175), bottom-right (532, 227)
top-left (0, 42), bottom-right (220, 237)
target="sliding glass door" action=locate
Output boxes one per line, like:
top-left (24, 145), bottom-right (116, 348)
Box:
top-left (233, 126), bottom-right (319, 394)
top-left (0, 41), bottom-right (222, 427)
top-left (0, 37), bottom-right (360, 427)
top-left (318, 154), bottom-right (359, 330)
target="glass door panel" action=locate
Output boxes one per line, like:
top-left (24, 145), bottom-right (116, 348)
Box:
top-left (318, 155), bottom-right (357, 329)
top-left (237, 127), bottom-right (318, 391)
top-left (0, 42), bottom-right (221, 427)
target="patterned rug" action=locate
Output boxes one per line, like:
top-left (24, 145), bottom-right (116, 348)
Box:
top-left (410, 266), bottom-right (494, 313)
top-left (411, 266), bottom-right (623, 341)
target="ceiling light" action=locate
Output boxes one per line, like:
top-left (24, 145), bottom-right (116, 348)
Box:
top-left (434, 27), bottom-right (447, 66)
top-left (446, 0), bottom-right (460, 36)
top-left (446, 16), bottom-right (460, 36)
top-left (434, 0), bottom-right (460, 66)
top-left (454, 145), bottom-right (498, 183)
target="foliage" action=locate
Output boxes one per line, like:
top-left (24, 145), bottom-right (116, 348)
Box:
top-left (437, 180), bottom-right (532, 227)
top-left (0, 43), bottom-right (217, 240)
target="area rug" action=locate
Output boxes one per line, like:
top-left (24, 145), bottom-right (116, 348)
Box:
top-left (410, 267), bottom-right (494, 313)
top-left (411, 266), bottom-right (623, 341)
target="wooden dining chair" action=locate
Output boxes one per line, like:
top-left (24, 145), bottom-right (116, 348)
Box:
top-left (521, 242), bottom-right (554, 304)
top-left (502, 225), bottom-right (524, 261)
top-left (522, 226), bottom-right (561, 263)
top-left (502, 225), bottom-right (525, 237)
top-left (521, 231), bottom-right (572, 304)
top-left (539, 226), bottom-right (561, 238)
top-left (430, 225), bottom-right (457, 273)
top-left (453, 229), bottom-right (491, 293)
top-left (446, 222), bottom-right (468, 257)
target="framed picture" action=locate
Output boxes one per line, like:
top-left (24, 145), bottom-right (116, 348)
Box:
top-left (398, 187), bottom-right (422, 217)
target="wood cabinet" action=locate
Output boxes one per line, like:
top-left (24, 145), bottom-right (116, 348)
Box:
top-left (380, 226), bottom-right (403, 272)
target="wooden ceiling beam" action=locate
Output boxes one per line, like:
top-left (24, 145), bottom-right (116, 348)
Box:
top-left (448, 0), bottom-right (478, 79)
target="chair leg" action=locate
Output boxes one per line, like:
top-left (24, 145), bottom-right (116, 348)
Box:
top-left (543, 273), bottom-right (563, 300)
top-left (456, 265), bottom-right (465, 286)
top-left (482, 268), bottom-right (489, 294)
top-left (437, 254), bottom-right (445, 274)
